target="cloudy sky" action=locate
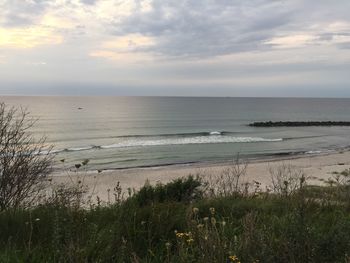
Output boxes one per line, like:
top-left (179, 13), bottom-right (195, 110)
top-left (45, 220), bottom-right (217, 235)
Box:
top-left (0, 0), bottom-right (350, 96)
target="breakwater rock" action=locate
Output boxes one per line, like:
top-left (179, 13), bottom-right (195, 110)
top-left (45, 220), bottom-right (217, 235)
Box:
top-left (249, 121), bottom-right (350, 127)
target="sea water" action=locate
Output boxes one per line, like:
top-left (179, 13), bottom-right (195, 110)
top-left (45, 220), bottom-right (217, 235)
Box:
top-left (1, 96), bottom-right (350, 170)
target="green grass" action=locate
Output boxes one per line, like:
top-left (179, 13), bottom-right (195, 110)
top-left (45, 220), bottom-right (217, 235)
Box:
top-left (2, 177), bottom-right (350, 262)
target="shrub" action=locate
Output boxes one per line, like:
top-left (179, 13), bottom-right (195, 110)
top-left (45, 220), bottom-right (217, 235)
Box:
top-left (0, 103), bottom-right (53, 211)
top-left (134, 176), bottom-right (203, 206)
top-left (202, 156), bottom-right (249, 198)
top-left (269, 162), bottom-right (306, 197)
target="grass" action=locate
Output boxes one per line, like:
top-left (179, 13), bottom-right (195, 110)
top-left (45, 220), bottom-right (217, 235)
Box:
top-left (2, 173), bottom-right (350, 262)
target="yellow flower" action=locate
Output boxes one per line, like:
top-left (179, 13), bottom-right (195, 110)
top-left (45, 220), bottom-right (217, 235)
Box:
top-left (176, 232), bottom-right (191, 239)
top-left (176, 232), bottom-right (185, 238)
top-left (228, 255), bottom-right (240, 262)
top-left (186, 238), bottom-right (194, 243)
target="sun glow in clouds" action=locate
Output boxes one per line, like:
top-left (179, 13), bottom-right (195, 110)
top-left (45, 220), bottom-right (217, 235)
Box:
top-left (265, 34), bottom-right (319, 49)
top-left (0, 27), bottom-right (63, 49)
top-left (90, 34), bottom-right (155, 61)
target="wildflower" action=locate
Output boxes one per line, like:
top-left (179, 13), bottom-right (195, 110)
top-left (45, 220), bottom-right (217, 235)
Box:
top-left (229, 255), bottom-right (237, 261)
top-left (176, 232), bottom-right (191, 239)
top-left (176, 232), bottom-right (185, 238)
top-left (209, 207), bottom-right (215, 215)
top-left (203, 217), bottom-right (209, 222)
top-left (35, 218), bottom-right (40, 222)
top-left (229, 255), bottom-right (240, 262)
top-left (222, 221), bottom-right (226, 226)
top-left (192, 207), bottom-right (199, 214)
top-left (187, 238), bottom-right (194, 244)
top-left (211, 217), bottom-right (216, 225)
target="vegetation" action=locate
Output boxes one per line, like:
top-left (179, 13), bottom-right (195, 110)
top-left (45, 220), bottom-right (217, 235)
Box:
top-left (2, 103), bottom-right (350, 262)
top-left (1, 161), bottom-right (350, 262)
top-left (0, 103), bottom-right (52, 211)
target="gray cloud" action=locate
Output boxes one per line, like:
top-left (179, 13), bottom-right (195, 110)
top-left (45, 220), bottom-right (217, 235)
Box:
top-left (80, 0), bottom-right (98, 5)
top-left (1, 0), bottom-right (350, 97)
top-left (0, 0), bottom-right (51, 27)
top-left (112, 0), bottom-right (350, 58)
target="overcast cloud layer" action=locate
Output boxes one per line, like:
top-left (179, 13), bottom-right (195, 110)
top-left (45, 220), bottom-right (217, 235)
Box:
top-left (0, 0), bottom-right (349, 96)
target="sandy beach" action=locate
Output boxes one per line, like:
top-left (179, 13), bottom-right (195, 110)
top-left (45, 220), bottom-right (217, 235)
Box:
top-left (51, 150), bottom-right (350, 201)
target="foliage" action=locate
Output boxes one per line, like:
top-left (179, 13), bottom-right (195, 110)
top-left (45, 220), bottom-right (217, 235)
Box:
top-left (2, 174), bottom-right (350, 262)
top-left (0, 103), bottom-right (53, 211)
top-left (133, 175), bottom-right (203, 206)
top-left (2, 142), bottom-right (350, 262)
top-left (203, 156), bottom-right (249, 198)
top-left (269, 162), bottom-right (306, 197)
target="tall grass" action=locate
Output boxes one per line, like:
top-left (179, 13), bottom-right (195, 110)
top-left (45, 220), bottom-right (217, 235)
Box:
top-left (2, 162), bottom-right (350, 262)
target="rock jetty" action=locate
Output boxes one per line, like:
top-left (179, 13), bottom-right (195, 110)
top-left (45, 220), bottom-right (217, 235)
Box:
top-left (248, 121), bottom-right (350, 127)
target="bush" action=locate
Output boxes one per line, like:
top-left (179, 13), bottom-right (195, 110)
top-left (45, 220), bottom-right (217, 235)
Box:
top-left (134, 176), bottom-right (203, 206)
top-left (0, 103), bottom-right (53, 211)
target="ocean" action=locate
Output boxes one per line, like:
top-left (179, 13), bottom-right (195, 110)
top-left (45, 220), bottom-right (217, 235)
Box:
top-left (1, 96), bottom-right (350, 171)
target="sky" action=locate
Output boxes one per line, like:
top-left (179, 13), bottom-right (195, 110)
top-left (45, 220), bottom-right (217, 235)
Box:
top-left (0, 0), bottom-right (350, 97)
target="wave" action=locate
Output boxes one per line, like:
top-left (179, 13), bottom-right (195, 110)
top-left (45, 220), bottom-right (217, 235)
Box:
top-left (49, 135), bottom-right (283, 154)
top-left (66, 146), bottom-right (95, 152)
top-left (112, 131), bottom-right (236, 139)
top-left (100, 136), bottom-right (282, 149)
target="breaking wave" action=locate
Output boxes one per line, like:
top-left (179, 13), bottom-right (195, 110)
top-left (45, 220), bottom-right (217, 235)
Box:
top-left (49, 136), bottom-right (282, 154)
top-left (100, 136), bottom-right (282, 149)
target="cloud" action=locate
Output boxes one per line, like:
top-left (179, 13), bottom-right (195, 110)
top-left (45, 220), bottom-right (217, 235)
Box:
top-left (1, 0), bottom-right (350, 96)
top-left (108, 0), bottom-right (350, 58)
top-left (0, 0), bottom-right (51, 27)
top-left (80, 0), bottom-right (98, 5)
top-left (0, 26), bottom-right (63, 49)
top-left (101, 34), bottom-right (154, 50)
top-left (265, 34), bottom-right (318, 49)
top-left (110, 0), bottom-right (295, 58)
top-left (89, 33), bottom-right (155, 62)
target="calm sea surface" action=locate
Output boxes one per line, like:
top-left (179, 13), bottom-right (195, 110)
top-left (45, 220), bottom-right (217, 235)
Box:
top-left (1, 96), bottom-right (350, 170)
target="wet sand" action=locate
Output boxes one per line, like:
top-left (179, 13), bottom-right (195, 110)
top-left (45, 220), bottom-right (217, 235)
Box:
top-left (51, 151), bottom-right (350, 201)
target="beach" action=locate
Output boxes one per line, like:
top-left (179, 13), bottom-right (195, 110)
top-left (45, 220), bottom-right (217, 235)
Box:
top-left (51, 150), bottom-right (350, 201)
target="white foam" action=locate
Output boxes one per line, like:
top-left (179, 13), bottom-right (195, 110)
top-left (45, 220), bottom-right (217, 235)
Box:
top-left (100, 136), bottom-right (282, 149)
top-left (209, 131), bottom-right (222, 135)
top-left (305, 150), bottom-right (322, 154)
top-left (67, 146), bottom-right (94, 152)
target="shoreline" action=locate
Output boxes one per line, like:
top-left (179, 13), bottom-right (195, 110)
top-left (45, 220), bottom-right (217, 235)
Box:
top-left (51, 149), bottom-right (350, 201)
top-left (52, 147), bottom-right (344, 173)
